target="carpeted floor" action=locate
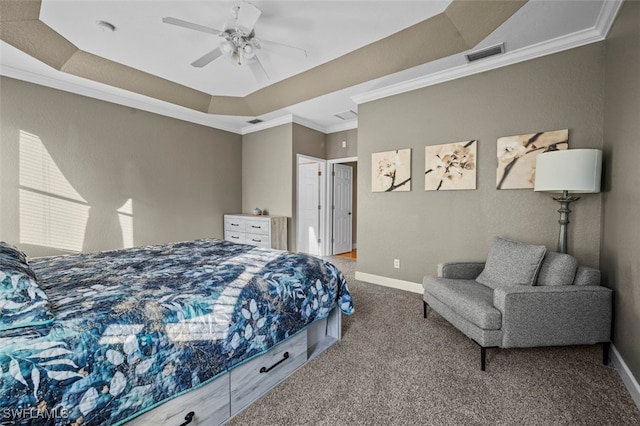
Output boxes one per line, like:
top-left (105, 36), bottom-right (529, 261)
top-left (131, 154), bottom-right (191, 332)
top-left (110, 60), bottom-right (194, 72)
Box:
top-left (230, 257), bottom-right (640, 425)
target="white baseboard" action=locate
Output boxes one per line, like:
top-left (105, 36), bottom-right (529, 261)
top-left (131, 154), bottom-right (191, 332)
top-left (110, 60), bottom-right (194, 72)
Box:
top-left (611, 344), bottom-right (640, 410)
top-left (354, 271), bottom-right (422, 294)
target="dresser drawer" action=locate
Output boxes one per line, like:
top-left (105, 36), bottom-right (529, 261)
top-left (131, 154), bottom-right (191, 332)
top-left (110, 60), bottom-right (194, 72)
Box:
top-left (230, 331), bottom-right (307, 416)
top-left (245, 219), bottom-right (269, 235)
top-left (224, 217), bottom-right (245, 232)
top-left (245, 233), bottom-right (270, 248)
top-left (225, 231), bottom-right (245, 244)
top-left (127, 372), bottom-right (229, 425)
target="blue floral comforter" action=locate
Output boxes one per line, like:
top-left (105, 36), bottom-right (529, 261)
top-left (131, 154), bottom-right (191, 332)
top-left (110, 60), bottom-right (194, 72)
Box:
top-left (0, 239), bottom-right (353, 425)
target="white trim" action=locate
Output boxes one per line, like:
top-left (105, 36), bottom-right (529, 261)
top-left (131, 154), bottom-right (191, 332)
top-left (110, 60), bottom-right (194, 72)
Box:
top-left (355, 271), bottom-right (422, 294)
top-left (241, 114), bottom-right (294, 135)
top-left (327, 156), bottom-right (358, 164)
top-left (292, 115), bottom-right (327, 134)
top-left (325, 120), bottom-right (358, 134)
top-left (0, 64), bottom-right (244, 134)
top-left (352, 0), bottom-right (623, 106)
top-left (611, 344), bottom-right (640, 410)
top-left (595, 0), bottom-right (625, 38)
top-left (241, 114), bottom-right (330, 135)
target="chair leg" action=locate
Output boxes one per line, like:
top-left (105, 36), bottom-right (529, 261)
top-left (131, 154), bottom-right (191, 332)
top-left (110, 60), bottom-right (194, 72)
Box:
top-left (481, 346), bottom-right (486, 371)
top-left (423, 301), bottom-right (428, 318)
top-left (602, 342), bottom-right (610, 365)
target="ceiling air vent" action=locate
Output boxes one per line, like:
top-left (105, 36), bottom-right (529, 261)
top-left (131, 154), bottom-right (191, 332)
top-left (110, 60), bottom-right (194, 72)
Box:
top-left (465, 43), bottom-right (505, 63)
top-left (247, 118), bottom-right (263, 124)
top-left (334, 110), bottom-right (358, 121)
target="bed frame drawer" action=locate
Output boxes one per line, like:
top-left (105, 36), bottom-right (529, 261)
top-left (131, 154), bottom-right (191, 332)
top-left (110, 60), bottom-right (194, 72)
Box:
top-left (126, 373), bottom-right (230, 426)
top-left (230, 331), bottom-right (307, 416)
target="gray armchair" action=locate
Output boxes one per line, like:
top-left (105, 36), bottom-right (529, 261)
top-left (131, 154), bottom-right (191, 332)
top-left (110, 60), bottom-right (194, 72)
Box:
top-left (422, 237), bottom-right (612, 370)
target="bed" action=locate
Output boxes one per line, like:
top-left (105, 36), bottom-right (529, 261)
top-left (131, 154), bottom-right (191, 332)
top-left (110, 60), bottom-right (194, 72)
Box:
top-left (0, 239), bottom-right (353, 425)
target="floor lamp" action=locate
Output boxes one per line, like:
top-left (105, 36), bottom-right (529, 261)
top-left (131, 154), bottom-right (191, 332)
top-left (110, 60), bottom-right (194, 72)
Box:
top-left (534, 149), bottom-right (602, 254)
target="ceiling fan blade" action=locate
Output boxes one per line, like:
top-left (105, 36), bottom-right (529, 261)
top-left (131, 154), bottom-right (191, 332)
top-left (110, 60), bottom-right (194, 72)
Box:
top-left (162, 17), bottom-right (221, 36)
top-left (235, 3), bottom-right (262, 33)
top-left (248, 55), bottom-right (269, 84)
top-left (191, 48), bottom-right (223, 68)
top-left (258, 38), bottom-right (308, 58)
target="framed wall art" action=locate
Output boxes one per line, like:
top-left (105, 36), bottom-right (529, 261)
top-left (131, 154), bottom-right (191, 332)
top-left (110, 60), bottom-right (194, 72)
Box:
top-left (425, 140), bottom-right (477, 191)
top-left (371, 149), bottom-right (411, 192)
top-left (496, 129), bottom-right (569, 190)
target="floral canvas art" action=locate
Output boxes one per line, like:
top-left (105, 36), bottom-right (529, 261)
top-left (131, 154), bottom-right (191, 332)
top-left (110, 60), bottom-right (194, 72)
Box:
top-left (425, 140), bottom-right (477, 191)
top-left (496, 129), bottom-right (569, 189)
top-left (371, 149), bottom-right (411, 192)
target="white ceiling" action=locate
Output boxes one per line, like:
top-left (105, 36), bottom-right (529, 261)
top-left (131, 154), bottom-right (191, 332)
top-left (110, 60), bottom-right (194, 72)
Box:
top-left (0, 0), bottom-right (622, 135)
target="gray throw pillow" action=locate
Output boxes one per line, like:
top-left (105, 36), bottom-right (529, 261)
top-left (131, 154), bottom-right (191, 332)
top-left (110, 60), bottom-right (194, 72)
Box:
top-left (573, 266), bottom-right (601, 286)
top-left (537, 251), bottom-right (578, 286)
top-left (476, 237), bottom-right (546, 289)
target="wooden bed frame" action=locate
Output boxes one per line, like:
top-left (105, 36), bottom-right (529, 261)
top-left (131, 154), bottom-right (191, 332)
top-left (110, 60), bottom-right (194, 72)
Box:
top-left (126, 306), bottom-right (342, 425)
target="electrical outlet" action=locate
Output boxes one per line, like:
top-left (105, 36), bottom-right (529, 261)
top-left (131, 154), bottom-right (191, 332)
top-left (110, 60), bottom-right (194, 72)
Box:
top-left (341, 140), bottom-right (347, 148)
top-left (394, 259), bottom-right (400, 268)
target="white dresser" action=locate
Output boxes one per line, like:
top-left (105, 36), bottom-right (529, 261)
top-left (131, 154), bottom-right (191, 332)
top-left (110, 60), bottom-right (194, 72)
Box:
top-left (224, 214), bottom-right (288, 250)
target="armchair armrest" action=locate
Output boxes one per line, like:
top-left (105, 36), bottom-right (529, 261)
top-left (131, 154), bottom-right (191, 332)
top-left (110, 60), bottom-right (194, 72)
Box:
top-left (493, 285), bottom-right (612, 348)
top-left (437, 262), bottom-right (485, 279)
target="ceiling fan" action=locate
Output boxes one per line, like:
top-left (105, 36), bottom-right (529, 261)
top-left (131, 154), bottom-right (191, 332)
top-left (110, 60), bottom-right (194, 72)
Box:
top-left (163, 2), bottom-right (307, 83)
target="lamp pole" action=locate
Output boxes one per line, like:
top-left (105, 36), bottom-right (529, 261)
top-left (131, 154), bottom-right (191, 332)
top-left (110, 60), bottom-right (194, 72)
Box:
top-left (552, 190), bottom-right (580, 254)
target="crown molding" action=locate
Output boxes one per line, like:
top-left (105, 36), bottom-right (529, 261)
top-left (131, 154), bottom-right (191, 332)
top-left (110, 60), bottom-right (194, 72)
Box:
top-left (325, 120), bottom-right (358, 134)
top-left (0, 63), bottom-right (243, 134)
top-left (353, 0), bottom-right (622, 106)
top-left (595, 0), bottom-right (625, 38)
top-left (240, 114), bottom-right (294, 135)
top-left (240, 114), bottom-right (332, 135)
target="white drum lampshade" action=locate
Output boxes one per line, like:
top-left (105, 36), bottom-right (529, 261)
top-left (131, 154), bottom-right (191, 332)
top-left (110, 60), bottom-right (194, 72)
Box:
top-left (534, 149), bottom-right (602, 194)
top-left (534, 149), bottom-right (603, 254)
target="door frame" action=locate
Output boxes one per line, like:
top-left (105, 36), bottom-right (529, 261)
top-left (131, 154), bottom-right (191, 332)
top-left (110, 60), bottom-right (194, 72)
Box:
top-left (296, 154), bottom-right (327, 256)
top-left (325, 156), bottom-right (357, 256)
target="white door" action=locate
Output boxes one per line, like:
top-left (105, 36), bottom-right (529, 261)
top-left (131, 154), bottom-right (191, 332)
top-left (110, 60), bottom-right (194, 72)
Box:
top-left (298, 162), bottom-right (321, 256)
top-left (333, 164), bottom-right (353, 255)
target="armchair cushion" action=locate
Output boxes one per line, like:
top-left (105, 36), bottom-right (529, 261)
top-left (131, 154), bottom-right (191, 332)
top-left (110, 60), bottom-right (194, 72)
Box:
top-left (537, 252), bottom-right (578, 286)
top-left (573, 266), bottom-right (601, 286)
top-left (423, 277), bottom-right (501, 330)
top-left (476, 237), bottom-right (546, 289)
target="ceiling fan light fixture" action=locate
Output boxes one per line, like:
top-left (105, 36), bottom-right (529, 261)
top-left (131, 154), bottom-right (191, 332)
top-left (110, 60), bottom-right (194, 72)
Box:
top-left (220, 39), bottom-right (235, 56)
top-left (242, 44), bottom-right (256, 59)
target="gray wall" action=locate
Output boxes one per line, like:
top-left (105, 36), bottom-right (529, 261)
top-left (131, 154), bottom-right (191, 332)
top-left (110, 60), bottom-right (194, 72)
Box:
top-left (242, 122), bottom-right (328, 251)
top-left (242, 123), bottom-right (293, 221)
top-left (357, 42), bottom-right (605, 283)
top-left (601, 0), bottom-right (640, 386)
top-left (0, 77), bottom-right (242, 257)
top-left (326, 128), bottom-right (358, 159)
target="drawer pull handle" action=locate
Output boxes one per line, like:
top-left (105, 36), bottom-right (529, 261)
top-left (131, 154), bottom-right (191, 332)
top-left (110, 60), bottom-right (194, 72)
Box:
top-left (260, 351), bottom-right (289, 373)
top-left (252, 239), bottom-right (261, 242)
top-left (251, 225), bottom-right (261, 228)
top-left (179, 411), bottom-right (195, 426)
top-left (231, 223), bottom-right (239, 226)
top-left (231, 236), bottom-right (239, 239)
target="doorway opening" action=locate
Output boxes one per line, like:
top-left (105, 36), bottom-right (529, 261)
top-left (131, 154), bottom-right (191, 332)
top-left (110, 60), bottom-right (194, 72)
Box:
top-left (327, 157), bottom-right (357, 258)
